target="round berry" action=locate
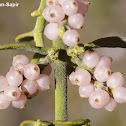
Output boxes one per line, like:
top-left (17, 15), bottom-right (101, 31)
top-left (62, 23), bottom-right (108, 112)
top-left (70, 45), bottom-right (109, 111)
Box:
top-left (75, 0), bottom-right (89, 15)
top-left (12, 55), bottom-right (29, 66)
top-left (73, 69), bottom-right (91, 86)
top-left (113, 87), bottom-right (126, 103)
top-left (10, 63), bottom-right (25, 74)
top-left (36, 74), bottom-right (51, 91)
top-left (104, 98), bottom-right (117, 112)
top-left (27, 90), bottom-right (39, 99)
top-left (79, 83), bottom-right (95, 98)
top-left (75, 66), bottom-right (81, 71)
top-left (107, 72), bottom-right (125, 88)
top-left (94, 66), bottom-right (111, 82)
top-left (42, 64), bottom-right (52, 76)
top-left (61, 0), bottom-right (78, 16)
top-left (89, 90), bottom-right (110, 109)
top-left (11, 94), bottom-right (27, 109)
top-left (97, 56), bottom-right (112, 68)
top-left (0, 93), bottom-right (10, 109)
top-left (82, 50), bottom-right (100, 68)
top-left (46, 0), bottom-right (59, 6)
top-left (44, 23), bottom-right (59, 40)
top-left (63, 30), bottom-right (80, 46)
top-left (21, 79), bottom-right (38, 96)
top-left (6, 70), bottom-right (23, 86)
top-left (68, 13), bottom-right (84, 29)
top-left (42, 5), bottom-right (65, 23)
top-left (69, 72), bottom-right (76, 85)
top-left (24, 63), bottom-right (40, 80)
top-left (4, 86), bottom-right (21, 101)
top-left (0, 75), bottom-right (8, 91)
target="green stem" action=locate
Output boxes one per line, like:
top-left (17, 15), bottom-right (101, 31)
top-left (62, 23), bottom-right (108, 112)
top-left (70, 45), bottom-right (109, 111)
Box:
top-left (0, 43), bottom-right (49, 55)
top-left (71, 57), bottom-right (94, 74)
top-left (33, 0), bottom-right (46, 47)
top-left (53, 39), bottom-right (67, 122)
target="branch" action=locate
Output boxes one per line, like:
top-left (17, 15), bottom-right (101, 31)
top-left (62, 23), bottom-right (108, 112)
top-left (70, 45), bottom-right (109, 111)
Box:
top-left (32, 0), bottom-right (46, 47)
top-left (0, 43), bottom-right (49, 55)
top-left (70, 57), bottom-right (94, 74)
top-left (15, 0), bottom-right (46, 47)
top-left (37, 55), bottom-right (52, 65)
top-left (31, 0), bottom-right (46, 17)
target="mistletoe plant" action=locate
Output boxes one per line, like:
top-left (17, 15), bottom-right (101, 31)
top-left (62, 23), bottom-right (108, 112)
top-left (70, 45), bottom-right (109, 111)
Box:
top-left (0, 0), bottom-right (126, 126)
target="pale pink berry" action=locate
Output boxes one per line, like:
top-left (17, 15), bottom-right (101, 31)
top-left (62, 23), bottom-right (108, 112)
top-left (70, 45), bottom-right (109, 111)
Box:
top-left (97, 56), bottom-right (112, 68)
top-left (42, 64), bottom-right (52, 76)
top-left (0, 75), bottom-right (8, 91)
top-left (12, 55), bottom-right (29, 66)
top-left (4, 86), bottom-right (21, 101)
top-left (82, 50), bottom-right (100, 68)
top-left (68, 13), bottom-right (84, 29)
top-left (61, 0), bottom-right (78, 16)
top-left (113, 87), bottom-right (126, 103)
top-left (89, 90), bottom-right (110, 109)
top-left (79, 83), bottom-right (95, 98)
top-left (36, 74), bottom-right (51, 91)
top-left (6, 70), bottom-right (23, 87)
top-left (42, 5), bottom-right (65, 22)
top-left (27, 90), bottom-right (39, 99)
top-left (21, 79), bottom-right (38, 96)
top-left (75, 66), bottom-right (81, 71)
top-left (44, 23), bottom-right (59, 40)
top-left (69, 72), bottom-right (76, 85)
top-left (75, 0), bottom-right (89, 15)
top-left (0, 93), bottom-right (10, 109)
top-left (73, 69), bottom-right (91, 86)
top-left (63, 30), bottom-right (80, 46)
top-left (10, 63), bottom-right (25, 74)
top-left (11, 94), bottom-right (27, 109)
top-left (104, 98), bottom-right (117, 112)
top-left (94, 66), bottom-right (111, 82)
top-left (24, 63), bottom-right (40, 80)
top-left (46, 0), bottom-right (60, 6)
top-left (107, 72), bottom-right (125, 88)
top-left (58, 0), bottom-right (66, 5)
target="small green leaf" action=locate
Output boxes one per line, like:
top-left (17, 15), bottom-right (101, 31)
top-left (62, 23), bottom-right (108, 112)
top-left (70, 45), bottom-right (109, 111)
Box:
top-left (15, 31), bottom-right (34, 43)
top-left (20, 120), bottom-right (34, 126)
top-left (85, 36), bottom-right (126, 49)
top-left (0, 43), bottom-right (49, 55)
top-left (53, 119), bottom-right (90, 125)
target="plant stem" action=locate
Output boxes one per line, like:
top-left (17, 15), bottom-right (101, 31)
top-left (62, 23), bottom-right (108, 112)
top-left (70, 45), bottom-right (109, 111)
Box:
top-left (0, 43), bottom-right (49, 55)
top-left (33, 0), bottom-right (46, 47)
top-left (53, 39), bottom-right (67, 122)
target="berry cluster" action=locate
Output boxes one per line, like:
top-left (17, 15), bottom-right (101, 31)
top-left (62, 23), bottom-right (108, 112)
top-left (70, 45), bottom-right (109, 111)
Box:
top-left (69, 50), bottom-right (126, 111)
top-left (0, 55), bottom-right (51, 109)
top-left (43, 0), bottom-right (89, 46)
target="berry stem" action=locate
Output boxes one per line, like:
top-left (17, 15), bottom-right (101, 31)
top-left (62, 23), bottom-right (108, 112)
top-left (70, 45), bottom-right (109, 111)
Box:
top-left (53, 39), bottom-right (68, 123)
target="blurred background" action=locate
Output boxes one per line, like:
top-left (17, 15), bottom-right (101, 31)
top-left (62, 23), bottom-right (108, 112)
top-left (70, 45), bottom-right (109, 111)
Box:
top-left (0, 0), bottom-right (126, 126)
